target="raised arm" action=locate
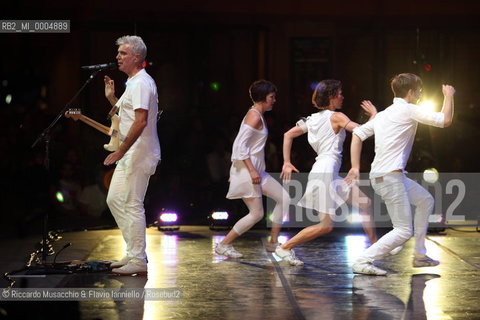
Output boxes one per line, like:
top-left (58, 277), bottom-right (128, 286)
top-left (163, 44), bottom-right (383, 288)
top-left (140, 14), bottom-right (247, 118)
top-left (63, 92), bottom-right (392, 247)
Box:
top-left (441, 85), bottom-right (455, 127)
top-left (104, 75), bottom-right (118, 107)
top-left (411, 85), bottom-right (455, 128)
top-left (331, 112), bottom-right (358, 132)
top-left (280, 126), bottom-right (304, 183)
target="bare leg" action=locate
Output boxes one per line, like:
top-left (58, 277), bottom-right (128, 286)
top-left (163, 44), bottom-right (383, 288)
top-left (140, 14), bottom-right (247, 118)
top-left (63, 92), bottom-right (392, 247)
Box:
top-left (348, 185), bottom-right (377, 244)
top-left (269, 222), bottom-right (281, 244)
top-left (280, 214), bottom-right (333, 250)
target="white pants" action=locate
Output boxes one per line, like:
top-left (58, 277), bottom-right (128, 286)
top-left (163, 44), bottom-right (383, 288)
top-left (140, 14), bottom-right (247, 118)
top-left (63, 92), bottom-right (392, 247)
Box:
top-left (357, 172), bottom-right (434, 263)
top-left (106, 156), bottom-right (156, 261)
top-left (232, 174), bottom-right (289, 235)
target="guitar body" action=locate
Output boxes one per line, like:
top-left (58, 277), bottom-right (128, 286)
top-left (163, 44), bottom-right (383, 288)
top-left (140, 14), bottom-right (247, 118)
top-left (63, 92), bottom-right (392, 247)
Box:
top-left (65, 109), bottom-right (124, 152)
top-left (103, 114), bottom-right (120, 152)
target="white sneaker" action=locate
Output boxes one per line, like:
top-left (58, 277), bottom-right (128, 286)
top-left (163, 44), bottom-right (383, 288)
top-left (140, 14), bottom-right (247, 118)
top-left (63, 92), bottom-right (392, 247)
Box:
top-left (111, 259), bottom-right (147, 276)
top-left (389, 246), bottom-right (403, 256)
top-left (109, 256), bottom-right (132, 269)
top-left (352, 262), bottom-right (387, 276)
top-left (215, 243), bottom-right (243, 258)
top-left (274, 246), bottom-right (304, 266)
top-left (264, 242), bottom-right (279, 252)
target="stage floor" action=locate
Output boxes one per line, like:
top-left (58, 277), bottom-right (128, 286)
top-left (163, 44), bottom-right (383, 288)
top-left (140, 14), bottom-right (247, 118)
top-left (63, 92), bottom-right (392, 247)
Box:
top-left (1, 226), bottom-right (480, 320)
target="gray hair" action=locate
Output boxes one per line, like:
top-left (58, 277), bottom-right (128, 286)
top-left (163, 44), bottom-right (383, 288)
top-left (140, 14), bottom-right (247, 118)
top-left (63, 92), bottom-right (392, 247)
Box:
top-left (116, 35), bottom-right (147, 62)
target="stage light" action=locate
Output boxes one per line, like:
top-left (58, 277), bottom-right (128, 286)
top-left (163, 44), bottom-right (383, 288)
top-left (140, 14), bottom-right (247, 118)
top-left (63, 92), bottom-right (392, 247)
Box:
top-left (424, 64), bottom-right (432, 72)
top-left (157, 211), bottom-right (180, 231)
top-left (277, 235), bottom-right (290, 244)
top-left (5, 94), bottom-right (12, 104)
top-left (423, 168), bottom-right (439, 184)
top-left (420, 100), bottom-right (436, 112)
top-left (211, 211), bottom-right (229, 220)
top-left (267, 212), bottom-right (274, 222)
top-left (428, 213), bottom-right (445, 233)
top-left (429, 214), bottom-right (443, 223)
top-left (210, 82), bottom-right (220, 92)
top-left (55, 191), bottom-right (64, 203)
top-left (267, 212), bottom-right (289, 224)
top-left (208, 211), bottom-right (231, 230)
top-left (309, 82), bottom-right (319, 91)
top-left (160, 213), bottom-right (178, 222)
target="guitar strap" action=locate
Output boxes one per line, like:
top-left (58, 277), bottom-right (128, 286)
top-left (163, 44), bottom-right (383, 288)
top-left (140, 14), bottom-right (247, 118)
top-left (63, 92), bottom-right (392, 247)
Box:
top-left (107, 105), bottom-right (119, 120)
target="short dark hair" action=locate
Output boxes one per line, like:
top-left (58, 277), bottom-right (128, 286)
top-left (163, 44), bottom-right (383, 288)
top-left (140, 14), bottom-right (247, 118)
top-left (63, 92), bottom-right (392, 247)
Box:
top-left (249, 80), bottom-right (277, 103)
top-left (390, 73), bottom-right (423, 98)
top-left (312, 80), bottom-right (342, 109)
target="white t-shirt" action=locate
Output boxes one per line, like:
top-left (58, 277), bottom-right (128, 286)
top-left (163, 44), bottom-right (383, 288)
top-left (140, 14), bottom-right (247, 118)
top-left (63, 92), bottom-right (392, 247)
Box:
top-left (116, 69), bottom-right (161, 170)
top-left (353, 98), bottom-right (445, 178)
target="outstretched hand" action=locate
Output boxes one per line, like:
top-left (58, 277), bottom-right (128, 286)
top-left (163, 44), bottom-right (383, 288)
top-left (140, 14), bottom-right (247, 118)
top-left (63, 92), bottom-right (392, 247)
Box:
top-left (344, 168), bottom-right (360, 186)
top-left (360, 100), bottom-right (377, 119)
top-left (280, 162), bottom-right (299, 183)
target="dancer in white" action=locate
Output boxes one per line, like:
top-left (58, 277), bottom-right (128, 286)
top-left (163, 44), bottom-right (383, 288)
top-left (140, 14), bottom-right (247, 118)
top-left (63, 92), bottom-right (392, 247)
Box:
top-left (346, 73), bottom-right (455, 275)
top-left (275, 79), bottom-right (379, 266)
top-left (215, 80), bottom-right (290, 258)
top-left (104, 35), bottom-right (161, 275)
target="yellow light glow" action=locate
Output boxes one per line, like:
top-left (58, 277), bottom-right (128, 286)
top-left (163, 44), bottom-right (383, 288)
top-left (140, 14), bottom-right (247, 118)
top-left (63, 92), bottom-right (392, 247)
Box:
top-left (420, 100), bottom-right (436, 112)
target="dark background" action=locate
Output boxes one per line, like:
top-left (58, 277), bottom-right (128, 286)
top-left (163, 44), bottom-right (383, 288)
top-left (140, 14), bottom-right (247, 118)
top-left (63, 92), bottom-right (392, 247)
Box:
top-left (1, 0), bottom-right (479, 237)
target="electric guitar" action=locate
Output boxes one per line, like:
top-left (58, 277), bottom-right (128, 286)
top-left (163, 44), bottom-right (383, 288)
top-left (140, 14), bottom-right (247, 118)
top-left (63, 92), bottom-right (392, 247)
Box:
top-left (64, 109), bottom-right (124, 151)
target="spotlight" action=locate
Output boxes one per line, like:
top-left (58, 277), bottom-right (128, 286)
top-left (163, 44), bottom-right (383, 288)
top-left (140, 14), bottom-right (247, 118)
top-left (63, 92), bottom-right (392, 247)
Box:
top-left (157, 211), bottom-right (180, 231)
top-left (420, 100), bottom-right (436, 112)
top-left (55, 191), bottom-right (64, 203)
top-left (209, 82), bottom-right (221, 92)
top-left (208, 211), bottom-right (231, 230)
top-left (423, 168), bottom-right (439, 184)
top-left (428, 213), bottom-right (445, 233)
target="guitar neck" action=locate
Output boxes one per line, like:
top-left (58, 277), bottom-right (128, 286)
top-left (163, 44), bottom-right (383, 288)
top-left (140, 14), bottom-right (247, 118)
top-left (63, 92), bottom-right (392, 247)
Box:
top-left (78, 115), bottom-right (111, 136)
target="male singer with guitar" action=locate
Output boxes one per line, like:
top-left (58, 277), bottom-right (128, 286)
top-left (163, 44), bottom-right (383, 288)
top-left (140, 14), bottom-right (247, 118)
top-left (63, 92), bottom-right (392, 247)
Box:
top-left (104, 35), bottom-right (160, 275)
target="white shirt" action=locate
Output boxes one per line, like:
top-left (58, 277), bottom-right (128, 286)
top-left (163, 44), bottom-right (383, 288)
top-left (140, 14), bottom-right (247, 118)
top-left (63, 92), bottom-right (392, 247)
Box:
top-left (297, 110), bottom-right (345, 162)
top-left (353, 98), bottom-right (445, 178)
top-left (231, 110), bottom-right (267, 160)
top-left (116, 69), bottom-right (161, 162)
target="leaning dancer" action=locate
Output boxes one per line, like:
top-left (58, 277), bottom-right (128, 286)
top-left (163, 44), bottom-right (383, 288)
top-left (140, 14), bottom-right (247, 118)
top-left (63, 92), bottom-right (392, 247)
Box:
top-left (275, 79), bottom-right (378, 266)
top-left (347, 73), bottom-right (455, 275)
top-left (215, 80), bottom-right (290, 258)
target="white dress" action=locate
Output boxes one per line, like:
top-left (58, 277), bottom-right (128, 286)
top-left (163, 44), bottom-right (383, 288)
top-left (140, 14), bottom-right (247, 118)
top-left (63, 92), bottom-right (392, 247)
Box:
top-left (296, 110), bottom-right (350, 214)
top-left (226, 109), bottom-right (268, 199)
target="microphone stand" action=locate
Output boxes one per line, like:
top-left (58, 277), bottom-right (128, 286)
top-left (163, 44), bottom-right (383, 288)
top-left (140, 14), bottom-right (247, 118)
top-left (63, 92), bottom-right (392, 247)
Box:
top-left (25, 69), bottom-right (103, 274)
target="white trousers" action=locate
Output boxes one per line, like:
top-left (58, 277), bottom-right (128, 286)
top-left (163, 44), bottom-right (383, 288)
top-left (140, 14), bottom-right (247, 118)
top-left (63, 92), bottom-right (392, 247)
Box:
top-left (106, 156), bottom-right (156, 261)
top-left (357, 172), bottom-right (434, 263)
top-left (232, 174), bottom-right (289, 235)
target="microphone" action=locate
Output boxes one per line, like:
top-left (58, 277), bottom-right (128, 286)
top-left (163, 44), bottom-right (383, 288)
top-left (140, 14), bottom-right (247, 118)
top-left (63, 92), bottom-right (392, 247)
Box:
top-left (81, 62), bottom-right (117, 71)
